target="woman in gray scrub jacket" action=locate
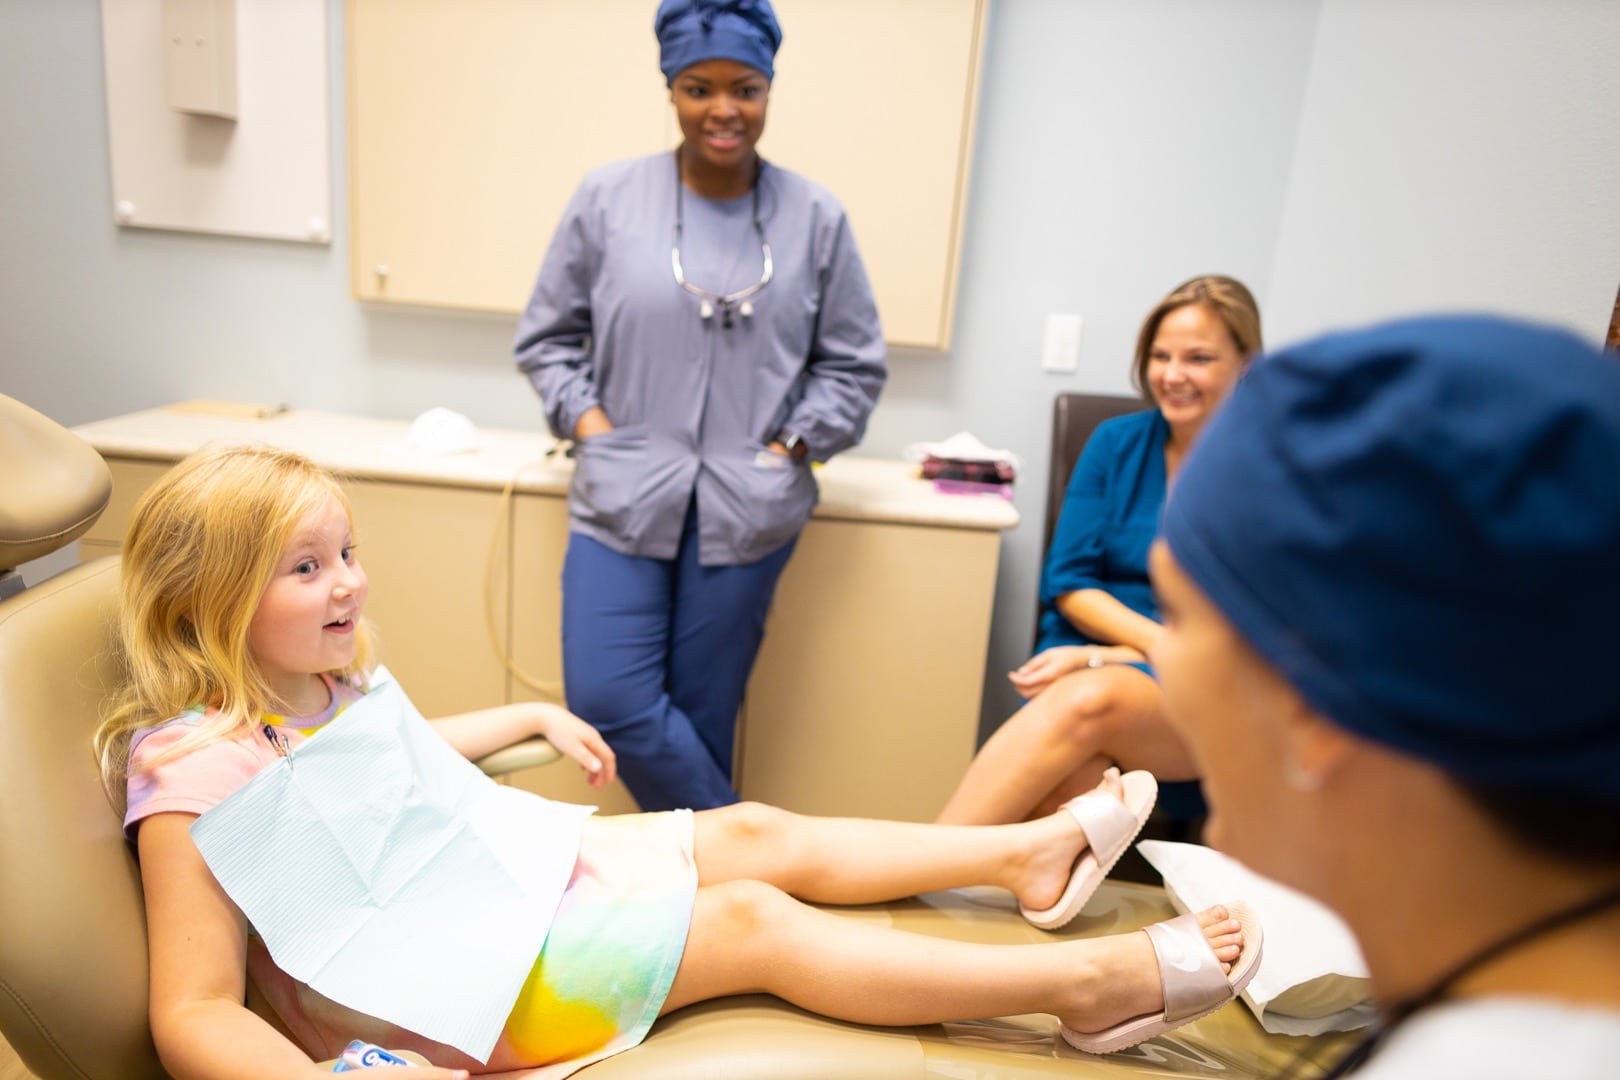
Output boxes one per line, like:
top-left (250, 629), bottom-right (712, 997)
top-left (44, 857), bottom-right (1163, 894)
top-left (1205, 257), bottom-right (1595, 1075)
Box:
top-left (514, 0), bottom-right (886, 812)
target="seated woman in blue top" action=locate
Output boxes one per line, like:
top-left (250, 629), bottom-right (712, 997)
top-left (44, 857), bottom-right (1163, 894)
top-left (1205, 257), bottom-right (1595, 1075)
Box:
top-left (938, 276), bottom-right (1261, 828)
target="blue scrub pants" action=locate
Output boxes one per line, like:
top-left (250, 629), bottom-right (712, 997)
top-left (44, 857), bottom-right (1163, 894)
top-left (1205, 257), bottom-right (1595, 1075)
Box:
top-left (559, 506), bottom-right (797, 812)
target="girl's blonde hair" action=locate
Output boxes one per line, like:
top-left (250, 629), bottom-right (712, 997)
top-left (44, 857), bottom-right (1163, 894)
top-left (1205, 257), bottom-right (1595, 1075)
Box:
top-left (95, 445), bottom-right (374, 806)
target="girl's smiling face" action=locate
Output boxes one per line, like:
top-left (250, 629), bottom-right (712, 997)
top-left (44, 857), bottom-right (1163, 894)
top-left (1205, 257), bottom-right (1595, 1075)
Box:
top-left (246, 495), bottom-right (367, 712)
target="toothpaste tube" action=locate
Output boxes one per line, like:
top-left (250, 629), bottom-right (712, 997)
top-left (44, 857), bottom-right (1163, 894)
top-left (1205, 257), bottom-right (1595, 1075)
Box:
top-left (332, 1039), bottom-right (413, 1071)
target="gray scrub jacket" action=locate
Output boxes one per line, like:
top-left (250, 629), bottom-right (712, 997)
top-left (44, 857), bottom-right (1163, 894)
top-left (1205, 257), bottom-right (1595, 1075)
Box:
top-left (515, 153), bottom-right (887, 566)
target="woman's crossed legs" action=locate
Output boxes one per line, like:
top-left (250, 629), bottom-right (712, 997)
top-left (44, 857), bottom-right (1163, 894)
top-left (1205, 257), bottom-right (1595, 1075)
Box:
top-left (938, 663), bottom-right (1200, 826)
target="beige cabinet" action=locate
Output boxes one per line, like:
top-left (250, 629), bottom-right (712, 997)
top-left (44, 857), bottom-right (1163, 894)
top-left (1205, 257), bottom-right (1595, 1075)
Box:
top-left (75, 406), bottom-right (1015, 822)
top-left (347, 0), bottom-right (987, 348)
top-left (737, 518), bottom-right (1000, 821)
top-left (502, 489), bottom-right (643, 816)
top-left (501, 506), bottom-right (1001, 821)
top-left (342, 481), bottom-right (512, 719)
top-left (347, 0), bottom-right (669, 316)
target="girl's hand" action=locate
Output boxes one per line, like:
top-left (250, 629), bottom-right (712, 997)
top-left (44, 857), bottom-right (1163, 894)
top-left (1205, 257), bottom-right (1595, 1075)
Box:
top-left (535, 704), bottom-right (617, 789)
top-left (317, 1045), bottom-right (468, 1076)
top-left (314, 1044), bottom-right (466, 1076)
top-left (310, 1066), bottom-right (466, 1077)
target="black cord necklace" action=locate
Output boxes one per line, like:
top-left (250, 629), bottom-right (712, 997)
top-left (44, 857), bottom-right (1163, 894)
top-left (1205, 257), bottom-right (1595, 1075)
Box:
top-left (1287, 878), bottom-right (1620, 1079)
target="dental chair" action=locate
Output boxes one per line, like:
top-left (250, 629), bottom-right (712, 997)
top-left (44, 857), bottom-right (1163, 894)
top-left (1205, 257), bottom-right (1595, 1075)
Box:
top-left (0, 393), bottom-right (555, 1077)
top-left (0, 393), bottom-right (1308, 1079)
top-left (0, 394), bottom-right (146, 1076)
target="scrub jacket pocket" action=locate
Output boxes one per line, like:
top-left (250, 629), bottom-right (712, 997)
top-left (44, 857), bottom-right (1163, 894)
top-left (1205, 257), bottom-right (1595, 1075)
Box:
top-left (728, 452), bottom-right (817, 563)
top-left (571, 427), bottom-right (649, 539)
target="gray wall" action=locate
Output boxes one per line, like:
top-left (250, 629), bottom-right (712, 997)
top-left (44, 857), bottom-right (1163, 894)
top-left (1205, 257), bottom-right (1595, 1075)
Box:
top-left (4, 1), bottom-right (1618, 742)
top-left (1268, 0), bottom-right (1620, 343)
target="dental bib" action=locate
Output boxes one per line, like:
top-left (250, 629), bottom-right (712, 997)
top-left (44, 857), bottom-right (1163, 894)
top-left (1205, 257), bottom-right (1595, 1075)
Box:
top-left (191, 669), bottom-right (594, 1061)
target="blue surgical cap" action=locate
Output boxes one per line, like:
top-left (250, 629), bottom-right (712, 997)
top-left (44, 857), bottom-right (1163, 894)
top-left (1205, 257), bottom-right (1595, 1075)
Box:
top-left (655, 0), bottom-right (782, 86)
top-left (1162, 314), bottom-right (1620, 800)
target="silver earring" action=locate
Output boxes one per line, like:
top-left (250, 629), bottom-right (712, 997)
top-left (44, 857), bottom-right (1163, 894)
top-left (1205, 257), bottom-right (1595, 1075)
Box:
top-left (1285, 757), bottom-right (1323, 793)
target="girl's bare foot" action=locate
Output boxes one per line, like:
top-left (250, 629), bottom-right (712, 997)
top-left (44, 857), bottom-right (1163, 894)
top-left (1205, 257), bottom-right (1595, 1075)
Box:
top-left (1057, 905), bottom-right (1244, 1036)
top-left (1010, 768), bottom-right (1125, 912)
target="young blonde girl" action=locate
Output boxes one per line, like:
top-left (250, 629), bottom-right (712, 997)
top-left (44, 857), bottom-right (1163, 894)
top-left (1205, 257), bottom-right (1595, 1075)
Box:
top-left (98, 445), bottom-right (1258, 1080)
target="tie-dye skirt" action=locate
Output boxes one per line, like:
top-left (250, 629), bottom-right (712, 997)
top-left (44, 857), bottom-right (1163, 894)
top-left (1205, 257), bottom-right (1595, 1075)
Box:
top-left (488, 808), bottom-right (697, 1076)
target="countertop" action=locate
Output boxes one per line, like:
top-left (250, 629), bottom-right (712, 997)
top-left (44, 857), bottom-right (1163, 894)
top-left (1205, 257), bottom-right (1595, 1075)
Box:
top-left (74, 404), bottom-right (1020, 533)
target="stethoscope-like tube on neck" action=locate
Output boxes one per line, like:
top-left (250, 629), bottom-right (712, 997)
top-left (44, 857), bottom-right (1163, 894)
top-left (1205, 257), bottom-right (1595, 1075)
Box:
top-left (671, 151), bottom-right (773, 328)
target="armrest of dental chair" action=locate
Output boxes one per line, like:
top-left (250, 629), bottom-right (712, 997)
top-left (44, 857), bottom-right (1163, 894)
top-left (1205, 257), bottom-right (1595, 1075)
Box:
top-left (475, 737), bottom-right (561, 776)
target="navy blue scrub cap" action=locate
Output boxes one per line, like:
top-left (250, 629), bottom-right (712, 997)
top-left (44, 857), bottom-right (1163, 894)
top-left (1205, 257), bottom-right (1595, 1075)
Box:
top-left (655, 0), bottom-right (782, 86)
top-left (1162, 314), bottom-right (1620, 800)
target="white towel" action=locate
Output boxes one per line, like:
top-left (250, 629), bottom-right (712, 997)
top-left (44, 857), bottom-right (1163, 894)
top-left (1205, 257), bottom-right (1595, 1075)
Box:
top-left (1138, 840), bottom-right (1376, 1035)
top-left (901, 431), bottom-right (1021, 467)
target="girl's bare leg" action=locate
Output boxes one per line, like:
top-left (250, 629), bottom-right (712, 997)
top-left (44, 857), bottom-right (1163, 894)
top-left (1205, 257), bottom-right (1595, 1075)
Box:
top-left (936, 665), bottom-right (1195, 826)
top-left (661, 882), bottom-right (1243, 1032)
top-left (691, 779), bottom-right (1116, 914)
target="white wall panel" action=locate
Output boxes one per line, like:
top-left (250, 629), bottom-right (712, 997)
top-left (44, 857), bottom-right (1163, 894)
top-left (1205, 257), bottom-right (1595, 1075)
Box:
top-left (101, 0), bottom-right (330, 243)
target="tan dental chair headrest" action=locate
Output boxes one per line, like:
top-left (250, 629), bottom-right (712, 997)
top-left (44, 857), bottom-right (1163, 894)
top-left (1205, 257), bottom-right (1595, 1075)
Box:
top-left (0, 394), bottom-right (113, 571)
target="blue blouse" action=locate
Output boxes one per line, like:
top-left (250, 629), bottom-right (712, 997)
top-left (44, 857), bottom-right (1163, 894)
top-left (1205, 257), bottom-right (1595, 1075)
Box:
top-left (1036, 409), bottom-right (1168, 653)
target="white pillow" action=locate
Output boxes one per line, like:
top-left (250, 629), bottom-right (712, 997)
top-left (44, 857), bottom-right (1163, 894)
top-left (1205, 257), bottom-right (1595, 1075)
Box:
top-left (1137, 840), bottom-right (1376, 1035)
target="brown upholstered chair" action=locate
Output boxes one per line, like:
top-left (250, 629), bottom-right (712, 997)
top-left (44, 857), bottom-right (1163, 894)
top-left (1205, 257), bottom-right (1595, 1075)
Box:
top-left (1039, 394), bottom-right (1206, 877)
top-left (1041, 392), bottom-right (1145, 561)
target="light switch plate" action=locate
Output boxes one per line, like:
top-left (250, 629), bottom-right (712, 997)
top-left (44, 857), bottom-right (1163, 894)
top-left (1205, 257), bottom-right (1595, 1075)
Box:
top-left (1043, 313), bottom-right (1083, 373)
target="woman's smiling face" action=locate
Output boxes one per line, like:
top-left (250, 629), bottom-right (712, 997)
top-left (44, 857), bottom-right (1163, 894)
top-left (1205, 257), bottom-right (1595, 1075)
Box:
top-left (1146, 302), bottom-right (1247, 438)
top-left (670, 59), bottom-right (770, 175)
